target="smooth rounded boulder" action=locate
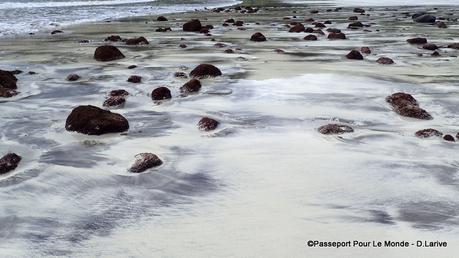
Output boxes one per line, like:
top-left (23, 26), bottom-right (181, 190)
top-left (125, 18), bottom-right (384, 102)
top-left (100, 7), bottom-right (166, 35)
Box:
top-left (415, 129), bottom-right (442, 138)
top-left (151, 87), bottom-right (172, 101)
top-left (65, 105), bottom-right (129, 135)
top-left (0, 70), bottom-right (18, 89)
top-left (318, 124), bottom-right (354, 135)
top-left (183, 19), bottom-right (202, 32)
top-left (198, 117), bottom-right (219, 131)
top-left (376, 57), bottom-right (394, 65)
top-left (94, 45), bottom-right (125, 61)
top-left (386, 92), bottom-right (432, 120)
top-left (129, 153), bottom-right (163, 173)
top-left (346, 50), bottom-right (363, 60)
top-left (180, 79), bottom-right (201, 94)
top-left (250, 32), bottom-right (267, 42)
top-left (189, 64), bottom-right (222, 79)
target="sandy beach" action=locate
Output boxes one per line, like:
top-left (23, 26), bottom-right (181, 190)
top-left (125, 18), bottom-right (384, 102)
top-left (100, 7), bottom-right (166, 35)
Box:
top-left (1, 0), bottom-right (459, 257)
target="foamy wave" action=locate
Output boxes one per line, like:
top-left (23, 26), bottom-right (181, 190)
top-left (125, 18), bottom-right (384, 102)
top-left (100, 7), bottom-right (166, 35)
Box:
top-left (0, 0), bottom-right (156, 9)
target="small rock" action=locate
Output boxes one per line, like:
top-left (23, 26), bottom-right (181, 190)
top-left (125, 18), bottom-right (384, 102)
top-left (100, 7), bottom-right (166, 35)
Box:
top-left (174, 72), bottom-right (188, 78)
top-left (66, 74), bottom-right (80, 81)
top-left (348, 22), bottom-right (364, 28)
top-left (436, 21), bottom-right (447, 28)
top-left (180, 43), bottom-right (187, 48)
top-left (157, 16), bottom-right (168, 21)
top-left (65, 105), bottom-right (129, 135)
top-left (250, 32), bottom-right (267, 42)
top-left (127, 75), bottom-right (142, 83)
top-left (0, 153), bottom-right (22, 175)
top-left (183, 19), bottom-right (202, 32)
top-left (346, 50), bottom-right (363, 60)
top-left (318, 124), bottom-right (354, 135)
top-left (328, 32), bottom-right (346, 40)
top-left (447, 43), bottom-right (459, 49)
top-left (376, 57), bottom-right (394, 64)
top-left (198, 117), bottom-right (219, 131)
top-left (361, 47), bottom-right (371, 54)
top-left (128, 65), bottom-right (137, 69)
top-left (103, 96), bottom-right (126, 108)
top-left (189, 64), bottom-right (222, 79)
top-left (0, 69), bottom-right (18, 89)
top-left (180, 79), bottom-right (201, 94)
top-left (289, 23), bottom-right (305, 32)
top-left (94, 45), bottom-right (125, 61)
top-left (151, 87), bottom-right (172, 101)
top-left (105, 35), bottom-right (122, 42)
top-left (125, 37), bottom-right (149, 45)
top-left (234, 21), bottom-right (244, 26)
top-left (431, 51), bottom-right (441, 57)
top-left (129, 153), bottom-right (163, 173)
top-left (414, 14), bottom-right (436, 23)
top-left (415, 128), bottom-right (443, 138)
top-left (386, 92), bottom-right (418, 108)
top-left (353, 8), bottom-right (365, 13)
top-left (443, 134), bottom-right (455, 142)
top-left (422, 43), bottom-right (438, 50)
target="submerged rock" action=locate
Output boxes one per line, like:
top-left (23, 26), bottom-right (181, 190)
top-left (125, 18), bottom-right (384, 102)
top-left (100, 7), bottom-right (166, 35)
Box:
top-left (129, 153), bottom-right (163, 173)
top-left (386, 92), bottom-right (432, 120)
top-left (198, 117), bottom-right (219, 131)
top-left (361, 47), bottom-right (371, 54)
top-left (447, 43), bottom-right (459, 49)
top-left (422, 43), bottom-right (438, 50)
top-left (0, 88), bottom-right (18, 98)
top-left (151, 87), bottom-right (172, 101)
top-left (109, 89), bottom-right (129, 97)
top-left (443, 134), bottom-right (455, 142)
top-left (414, 14), bottom-right (436, 23)
top-left (376, 57), bottom-right (394, 64)
top-left (407, 37), bottom-right (427, 44)
top-left (0, 153), bottom-right (22, 175)
top-left (103, 96), bottom-right (126, 108)
top-left (289, 23), bottom-right (305, 32)
top-left (0, 70), bottom-right (18, 89)
top-left (157, 16), bottom-right (168, 21)
top-left (125, 37), bottom-right (149, 45)
top-left (386, 92), bottom-right (418, 107)
top-left (415, 128), bottom-right (443, 138)
top-left (180, 79), bottom-right (201, 94)
top-left (318, 124), bottom-right (354, 135)
top-left (189, 64), bottom-right (222, 79)
top-left (94, 45), bottom-right (125, 61)
top-left (183, 19), bottom-right (202, 32)
top-left (65, 105), bottom-right (129, 135)
top-left (346, 50), bottom-right (363, 60)
top-left (104, 35), bottom-right (122, 42)
top-left (304, 34), bottom-right (318, 41)
top-left (328, 32), bottom-right (346, 40)
top-left (127, 75), bottom-right (142, 83)
top-left (250, 32), bottom-right (267, 42)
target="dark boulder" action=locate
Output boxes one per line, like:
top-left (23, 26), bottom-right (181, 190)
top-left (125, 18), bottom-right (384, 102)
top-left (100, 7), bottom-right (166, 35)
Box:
top-left (304, 34), bottom-right (318, 41)
top-left (386, 92), bottom-right (432, 120)
top-left (65, 105), bottom-right (129, 135)
top-left (109, 89), bottom-right (129, 97)
top-left (353, 8), bottom-right (365, 13)
top-left (94, 45), bottom-right (125, 61)
top-left (0, 88), bottom-right (18, 98)
top-left (225, 18), bottom-right (235, 23)
top-left (51, 30), bottom-right (63, 35)
top-left (318, 124), bottom-right (354, 135)
top-left (361, 47), bottom-right (371, 54)
top-left (414, 14), bottom-right (436, 23)
top-left (349, 16), bottom-right (358, 20)
top-left (328, 32), bottom-right (346, 40)
top-left (289, 23), bottom-right (305, 32)
top-left (125, 37), bottom-right (149, 45)
top-left (443, 135), bottom-right (455, 142)
top-left (157, 16), bottom-right (168, 21)
top-left (346, 50), bottom-right (363, 60)
top-left (423, 43), bottom-right (438, 50)
top-left (386, 92), bottom-right (418, 107)
top-left (407, 37), bottom-right (427, 44)
top-left (189, 64), bottom-right (222, 79)
top-left (348, 22), bottom-right (364, 28)
top-left (0, 69), bottom-right (18, 89)
top-left (250, 32), bottom-right (267, 42)
top-left (376, 57), bottom-right (394, 64)
top-left (234, 21), bottom-right (244, 26)
top-left (151, 87), bottom-right (172, 101)
top-left (447, 43), bottom-right (459, 49)
top-left (436, 21), bottom-right (447, 28)
top-left (105, 35), bottom-right (122, 42)
top-left (0, 153), bottom-right (22, 175)
top-left (127, 75), bottom-right (142, 83)
top-left (415, 128), bottom-right (442, 138)
top-left (156, 27), bottom-right (172, 32)
top-left (198, 117), bottom-right (219, 131)
top-left (129, 153), bottom-right (163, 173)
top-left (183, 19), bottom-right (202, 32)
top-left (180, 79), bottom-right (201, 94)
top-left (66, 74), bottom-right (80, 81)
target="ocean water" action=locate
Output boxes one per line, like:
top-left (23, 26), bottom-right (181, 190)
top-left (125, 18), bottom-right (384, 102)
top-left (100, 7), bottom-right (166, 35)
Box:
top-left (0, 0), bottom-right (241, 37)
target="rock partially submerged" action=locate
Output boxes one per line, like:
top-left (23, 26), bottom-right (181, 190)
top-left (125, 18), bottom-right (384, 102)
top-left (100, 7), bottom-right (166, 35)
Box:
top-left (328, 32), bottom-right (346, 40)
top-left (189, 64), bottom-right (222, 79)
top-left (443, 135), bottom-right (455, 142)
top-left (346, 50), bottom-right (363, 60)
top-left (183, 19), bottom-right (202, 32)
top-left (103, 96), bottom-right (126, 108)
top-left (180, 79), bottom-right (201, 94)
top-left (376, 57), bottom-right (394, 64)
top-left (125, 37), bottom-right (149, 45)
top-left (289, 23), bottom-right (305, 32)
top-left (0, 70), bottom-right (18, 98)
top-left (318, 124), bottom-right (354, 135)
top-left (127, 75), bottom-right (142, 83)
top-left (0, 153), bottom-right (22, 175)
top-left (65, 105), bottom-right (129, 135)
top-left (151, 87), bottom-right (172, 101)
top-left (198, 117), bottom-right (219, 131)
top-left (250, 32), bottom-right (267, 42)
top-left (129, 153), bottom-right (163, 173)
top-left (304, 34), bottom-right (318, 41)
top-left (386, 92), bottom-right (432, 120)
top-left (66, 74), bottom-right (80, 81)
top-left (415, 128), bottom-right (442, 138)
top-left (407, 37), bottom-right (427, 44)
top-left (94, 45), bottom-right (125, 61)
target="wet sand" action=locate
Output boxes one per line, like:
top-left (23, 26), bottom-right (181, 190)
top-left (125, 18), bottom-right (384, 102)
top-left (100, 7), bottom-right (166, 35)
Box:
top-left (1, 1), bottom-right (459, 257)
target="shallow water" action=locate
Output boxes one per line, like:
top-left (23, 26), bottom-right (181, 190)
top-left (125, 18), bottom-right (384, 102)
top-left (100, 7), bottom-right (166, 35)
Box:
top-left (1, 2), bottom-right (459, 258)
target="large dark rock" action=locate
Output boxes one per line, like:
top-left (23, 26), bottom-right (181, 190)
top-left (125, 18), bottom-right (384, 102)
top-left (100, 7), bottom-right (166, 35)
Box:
top-left (414, 14), bottom-right (436, 23)
top-left (443, 135), bottom-right (455, 142)
top-left (157, 16), bottom-right (168, 21)
top-left (346, 50), bottom-right (363, 60)
top-left (386, 92), bottom-right (432, 120)
top-left (0, 70), bottom-right (18, 89)
top-left (407, 37), bottom-right (427, 44)
top-left (94, 45), bottom-right (125, 61)
top-left (183, 19), bottom-right (202, 32)
top-left (250, 32), bottom-right (267, 42)
top-left (415, 128), bottom-right (442, 138)
top-left (318, 124), bottom-right (354, 135)
top-left (189, 64), bottom-right (222, 79)
top-left (125, 37), bottom-right (149, 45)
top-left (198, 117), bottom-right (219, 131)
top-left (180, 79), bottom-right (201, 94)
top-left (151, 87), bottom-right (172, 101)
top-left (423, 43), bottom-right (438, 50)
top-left (129, 153), bottom-right (163, 173)
top-left (0, 153), bottom-right (21, 175)
top-left (328, 32), bottom-right (346, 40)
top-left (65, 105), bottom-right (129, 135)
top-left (447, 43), bottom-right (459, 49)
